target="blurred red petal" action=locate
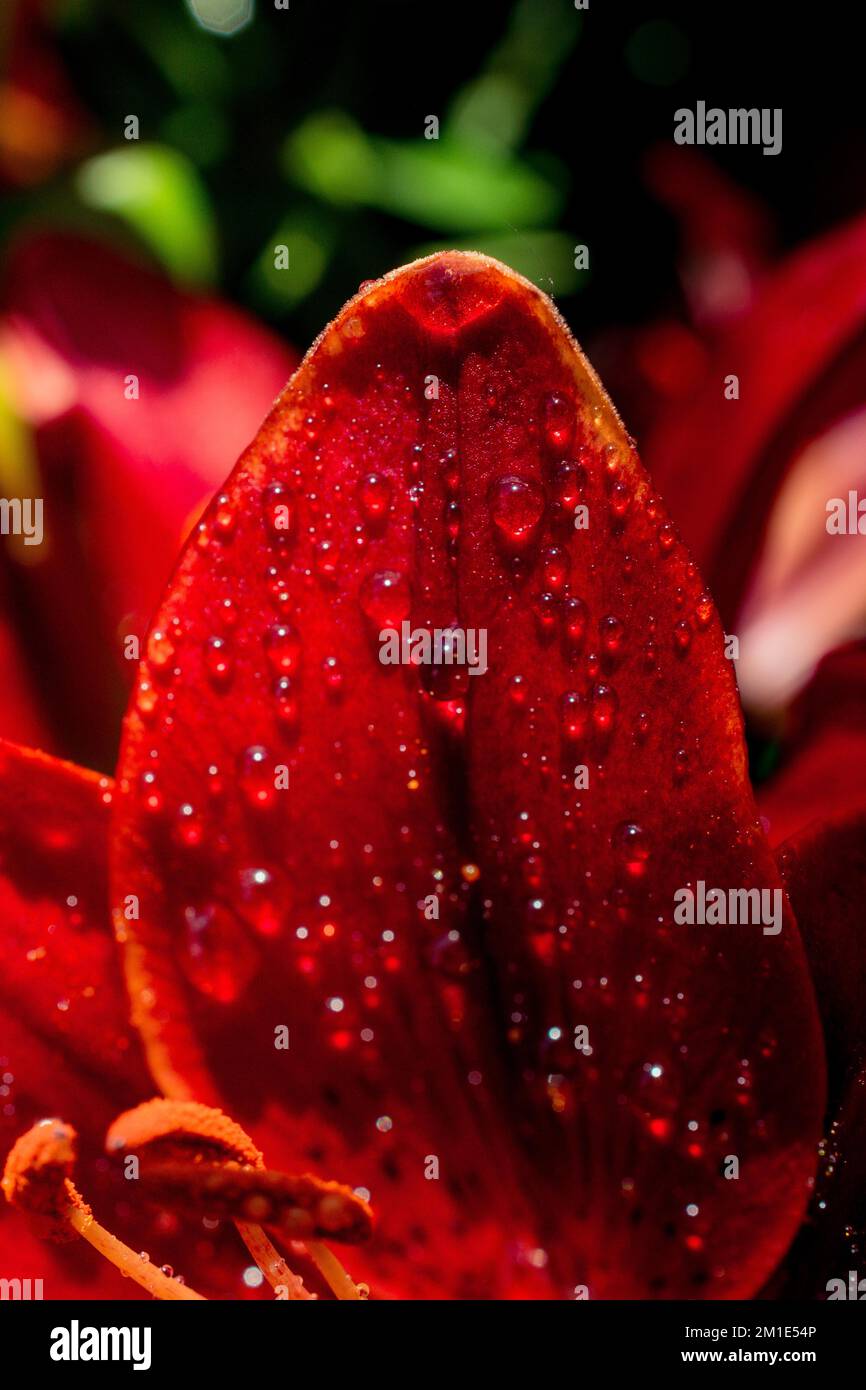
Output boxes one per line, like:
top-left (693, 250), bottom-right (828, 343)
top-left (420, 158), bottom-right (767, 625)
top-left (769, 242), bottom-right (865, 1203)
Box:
top-left (643, 144), bottom-right (773, 326)
top-left (759, 643), bottom-right (866, 846)
top-left (0, 232), bottom-right (296, 764)
top-left (0, 740), bottom-right (150, 1296)
top-left (779, 810), bottom-right (866, 1104)
top-left (646, 210), bottom-right (866, 640)
top-left (112, 251), bottom-right (824, 1298)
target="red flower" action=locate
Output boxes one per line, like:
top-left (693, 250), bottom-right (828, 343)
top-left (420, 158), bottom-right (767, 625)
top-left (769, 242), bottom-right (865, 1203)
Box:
top-left (0, 231), bottom-right (295, 763)
top-left (0, 251), bottom-right (861, 1300)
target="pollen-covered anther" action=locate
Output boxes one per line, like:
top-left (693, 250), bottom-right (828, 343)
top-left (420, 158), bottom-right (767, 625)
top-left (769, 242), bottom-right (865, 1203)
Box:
top-left (2, 1118), bottom-right (204, 1299)
top-left (106, 1097), bottom-right (263, 1167)
top-left (2, 1118), bottom-right (87, 1241)
top-left (105, 1097), bottom-right (370, 1298)
top-left (129, 1159), bottom-right (373, 1243)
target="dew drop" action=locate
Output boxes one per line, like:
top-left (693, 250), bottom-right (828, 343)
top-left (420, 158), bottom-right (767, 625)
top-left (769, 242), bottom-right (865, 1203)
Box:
top-left (204, 635), bottom-right (233, 688)
top-left (138, 769), bottom-right (163, 815)
top-left (212, 496), bottom-right (236, 542)
top-left (560, 690), bottom-right (588, 743)
top-left (543, 392), bottom-right (575, 451)
top-left (358, 472), bottom-right (392, 523)
top-left (182, 903), bottom-right (259, 1002)
top-left (552, 459), bottom-right (586, 511)
top-left (695, 593), bottom-right (714, 628)
top-left (534, 591), bottom-right (558, 639)
top-left (273, 676), bottom-right (300, 733)
top-left (591, 682), bottom-right (618, 733)
top-left (239, 745), bottom-right (277, 810)
top-left (541, 545), bottom-right (568, 593)
top-left (563, 596), bottom-right (588, 649)
top-left (238, 867), bottom-right (282, 938)
top-left (613, 822), bottom-right (651, 878)
top-left (264, 622), bottom-right (302, 675)
top-left (314, 538), bottom-right (339, 581)
top-left (263, 482), bottom-right (295, 541)
top-left (600, 616), bottom-right (624, 661)
top-left (359, 569), bottom-right (412, 629)
top-left (148, 629), bottom-right (175, 675)
top-left (609, 482), bottom-right (630, 521)
top-left (174, 803), bottom-right (205, 849)
top-left (322, 655), bottom-right (343, 694)
top-left (136, 681), bottom-right (159, 723)
top-left (489, 475), bottom-right (546, 551)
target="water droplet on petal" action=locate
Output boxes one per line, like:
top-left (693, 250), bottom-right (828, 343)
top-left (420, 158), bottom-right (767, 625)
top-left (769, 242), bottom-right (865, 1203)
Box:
top-left (238, 867), bottom-right (283, 938)
top-left (552, 459), bottom-right (586, 511)
top-left (534, 591), bottom-right (558, 639)
top-left (181, 903), bottom-right (259, 1002)
top-left (264, 622), bottom-right (302, 674)
top-left (174, 803), bottom-right (205, 849)
top-left (591, 682), bottom-right (618, 734)
top-left (600, 616), bottom-right (624, 662)
top-left (613, 822), bottom-right (651, 878)
top-left (359, 569), bottom-right (411, 629)
top-left (543, 392), bottom-right (575, 451)
top-left (322, 655), bottom-right (344, 694)
top-left (560, 691), bottom-right (588, 743)
top-left (695, 593), bottom-right (714, 628)
top-left (148, 630), bottom-right (175, 676)
top-left (541, 545), bottom-right (568, 592)
top-left (204, 636), bottom-right (233, 688)
top-left (213, 495), bottom-right (236, 542)
top-left (273, 676), bottom-right (300, 734)
top-left (489, 475), bottom-right (546, 551)
top-left (263, 482), bottom-right (295, 542)
top-left (138, 769), bottom-right (163, 815)
top-left (314, 538), bottom-right (339, 582)
top-left (563, 597), bottom-right (588, 650)
top-left (239, 745), bottom-right (277, 810)
top-left (358, 472), bottom-right (392, 523)
top-left (136, 681), bottom-right (159, 723)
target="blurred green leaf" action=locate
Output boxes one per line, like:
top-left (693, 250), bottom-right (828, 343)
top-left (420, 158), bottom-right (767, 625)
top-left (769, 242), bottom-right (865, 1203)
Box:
top-left (75, 144), bottom-right (218, 286)
top-left (448, 0), bottom-right (581, 155)
top-left (284, 112), bottom-right (565, 233)
top-left (377, 141), bottom-right (564, 232)
top-left (283, 112), bottom-right (379, 206)
top-left (119, 7), bottom-right (231, 102)
top-left (247, 209), bottom-right (335, 311)
top-left (0, 362), bottom-right (38, 502)
top-left (161, 103), bottom-right (230, 167)
top-left (408, 230), bottom-right (586, 296)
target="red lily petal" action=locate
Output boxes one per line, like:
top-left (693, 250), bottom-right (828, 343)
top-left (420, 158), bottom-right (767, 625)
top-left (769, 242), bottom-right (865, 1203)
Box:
top-left (646, 210), bottom-right (866, 629)
top-left (778, 810), bottom-right (866, 1108)
top-left (759, 642), bottom-right (866, 846)
top-left (113, 252), bottom-right (824, 1299)
top-left (0, 740), bottom-right (152, 1296)
top-left (1, 232), bottom-right (296, 763)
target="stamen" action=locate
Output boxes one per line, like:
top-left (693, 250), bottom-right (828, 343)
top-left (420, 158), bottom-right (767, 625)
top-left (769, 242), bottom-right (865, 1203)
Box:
top-left (107, 1099), bottom-right (372, 1299)
top-left (3, 1118), bottom-right (205, 1300)
top-left (106, 1098), bottom-right (302, 1296)
top-left (236, 1220), bottom-right (314, 1300)
top-left (307, 1241), bottom-right (368, 1301)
